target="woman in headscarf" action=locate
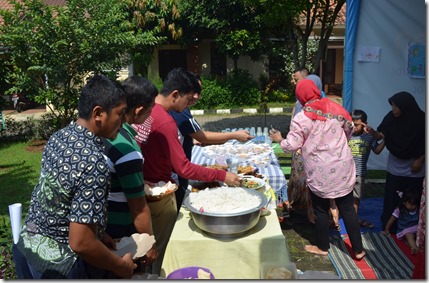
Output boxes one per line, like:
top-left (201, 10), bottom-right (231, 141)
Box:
top-left (372, 91), bottom-right (425, 233)
top-left (270, 79), bottom-right (365, 259)
top-left (286, 74), bottom-right (332, 226)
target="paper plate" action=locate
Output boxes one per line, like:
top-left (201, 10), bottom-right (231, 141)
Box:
top-left (112, 233), bottom-right (155, 259)
top-left (144, 181), bottom-right (178, 201)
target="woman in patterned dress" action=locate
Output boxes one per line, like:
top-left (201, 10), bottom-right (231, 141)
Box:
top-left (270, 79), bottom-right (365, 259)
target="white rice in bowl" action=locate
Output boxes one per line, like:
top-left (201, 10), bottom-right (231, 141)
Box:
top-left (188, 187), bottom-right (261, 214)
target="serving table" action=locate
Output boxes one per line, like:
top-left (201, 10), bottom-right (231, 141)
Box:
top-left (191, 142), bottom-right (288, 203)
top-left (160, 208), bottom-right (291, 279)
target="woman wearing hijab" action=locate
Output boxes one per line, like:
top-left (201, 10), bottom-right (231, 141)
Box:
top-left (371, 91), bottom-right (425, 233)
top-left (287, 74), bottom-right (338, 226)
top-left (293, 74), bottom-right (326, 117)
top-left (270, 79), bottom-right (365, 259)
top-left (286, 74), bottom-right (326, 224)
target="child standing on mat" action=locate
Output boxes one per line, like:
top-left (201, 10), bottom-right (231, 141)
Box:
top-left (383, 187), bottom-right (420, 254)
top-left (329, 109), bottom-right (384, 230)
top-left (349, 109), bottom-right (385, 228)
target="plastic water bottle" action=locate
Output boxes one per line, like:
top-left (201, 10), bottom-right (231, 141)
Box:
top-left (263, 127), bottom-right (269, 137)
top-left (230, 156), bottom-right (239, 174)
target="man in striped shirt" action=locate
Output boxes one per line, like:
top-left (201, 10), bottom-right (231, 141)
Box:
top-left (104, 76), bottom-right (158, 274)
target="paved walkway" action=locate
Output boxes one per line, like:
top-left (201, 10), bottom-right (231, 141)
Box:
top-left (3, 106), bottom-right (294, 136)
top-left (2, 105), bottom-right (48, 121)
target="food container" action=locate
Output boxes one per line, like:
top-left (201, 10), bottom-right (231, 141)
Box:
top-left (167, 266), bottom-right (215, 279)
top-left (144, 181), bottom-right (178, 202)
top-left (240, 176), bottom-right (266, 193)
top-left (260, 262), bottom-right (297, 279)
top-left (184, 188), bottom-right (268, 238)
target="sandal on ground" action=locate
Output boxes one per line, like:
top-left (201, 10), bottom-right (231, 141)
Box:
top-left (359, 220), bottom-right (375, 229)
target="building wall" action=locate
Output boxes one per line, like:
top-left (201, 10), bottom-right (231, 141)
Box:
top-left (226, 55), bottom-right (267, 80)
top-left (123, 37), bottom-right (343, 84)
top-left (144, 43), bottom-right (267, 80)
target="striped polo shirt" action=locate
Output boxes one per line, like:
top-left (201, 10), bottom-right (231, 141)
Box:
top-left (104, 122), bottom-right (145, 238)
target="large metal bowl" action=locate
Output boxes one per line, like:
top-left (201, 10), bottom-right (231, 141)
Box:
top-left (184, 188), bottom-right (268, 238)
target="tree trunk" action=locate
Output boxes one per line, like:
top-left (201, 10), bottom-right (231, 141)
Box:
top-left (233, 58), bottom-right (238, 71)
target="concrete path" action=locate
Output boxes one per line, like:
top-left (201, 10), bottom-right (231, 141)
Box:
top-left (3, 106), bottom-right (294, 135)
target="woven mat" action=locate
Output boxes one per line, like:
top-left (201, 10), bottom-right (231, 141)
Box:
top-left (329, 232), bottom-right (414, 279)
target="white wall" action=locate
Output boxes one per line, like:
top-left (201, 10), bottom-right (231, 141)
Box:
top-left (226, 55), bottom-right (267, 80)
top-left (351, 0), bottom-right (426, 170)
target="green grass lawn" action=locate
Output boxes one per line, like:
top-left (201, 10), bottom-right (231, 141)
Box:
top-left (0, 141), bottom-right (42, 217)
top-left (0, 141), bottom-right (42, 247)
top-left (0, 141), bottom-right (43, 279)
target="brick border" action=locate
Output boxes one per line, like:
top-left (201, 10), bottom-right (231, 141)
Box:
top-left (190, 107), bottom-right (292, 116)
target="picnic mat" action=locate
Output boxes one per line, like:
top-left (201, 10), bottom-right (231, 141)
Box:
top-left (329, 232), bottom-right (414, 279)
top-left (330, 197), bottom-right (384, 237)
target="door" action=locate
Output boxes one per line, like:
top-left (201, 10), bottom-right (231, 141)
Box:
top-left (158, 50), bottom-right (187, 80)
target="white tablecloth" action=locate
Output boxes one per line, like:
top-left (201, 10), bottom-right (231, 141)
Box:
top-left (160, 208), bottom-right (291, 279)
top-left (191, 143), bottom-right (288, 203)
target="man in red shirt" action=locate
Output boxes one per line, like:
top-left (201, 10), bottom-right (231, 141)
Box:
top-left (132, 68), bottom-right (241, 275)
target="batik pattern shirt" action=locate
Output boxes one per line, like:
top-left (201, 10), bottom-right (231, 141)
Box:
top-left (16, 121), bottom-right (110, 278)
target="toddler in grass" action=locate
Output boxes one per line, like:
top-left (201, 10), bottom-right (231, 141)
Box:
top-left (383, 187), bottom-right (420, 254)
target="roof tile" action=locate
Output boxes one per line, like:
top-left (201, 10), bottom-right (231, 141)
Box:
top-left (0, 0), bottom-right (66, 12)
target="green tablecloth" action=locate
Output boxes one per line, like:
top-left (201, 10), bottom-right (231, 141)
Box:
top-left (160, 208), bottom-right (291, 279)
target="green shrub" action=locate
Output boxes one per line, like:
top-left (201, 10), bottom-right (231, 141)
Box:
top-left (193, 77), bottom-right (231, 109)
top-left (0, 113), bottom-right (62, 142)
top-left (224, 69), bottom-right (261, 107)
top-left (269, 89), bottom-right (295, 103)
top-left (193, 70), bottom-right (263, 109)
top-left (0, 117), bottom-right (35, 142)
top-left (147, 69), bottom-right (164, 92)
top-left (32, 113), bottom-right (67, 140)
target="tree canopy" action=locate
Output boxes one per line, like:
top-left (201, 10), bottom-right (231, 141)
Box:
top-left (0, 0), bottom-right (157, 126)
top-left (0, 0), bottom-right (346, 126)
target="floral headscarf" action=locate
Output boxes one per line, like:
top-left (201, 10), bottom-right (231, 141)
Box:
top-left (295, 79), bottom-right (352, 125)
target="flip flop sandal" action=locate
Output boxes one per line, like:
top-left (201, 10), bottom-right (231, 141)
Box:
top-left (359, 220), bottom-right (375, 229)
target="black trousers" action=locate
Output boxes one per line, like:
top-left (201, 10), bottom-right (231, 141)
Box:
top-left (381, 172), bottom-right (424, 233)
top-left (310, 190), bottom-right (363, 253)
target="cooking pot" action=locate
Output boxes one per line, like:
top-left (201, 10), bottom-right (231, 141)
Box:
top-left (184, 188), bottom-right (268, 237)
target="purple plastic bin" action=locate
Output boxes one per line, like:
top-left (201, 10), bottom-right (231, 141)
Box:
top-left (167, 266), bottom-right (215, 279)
